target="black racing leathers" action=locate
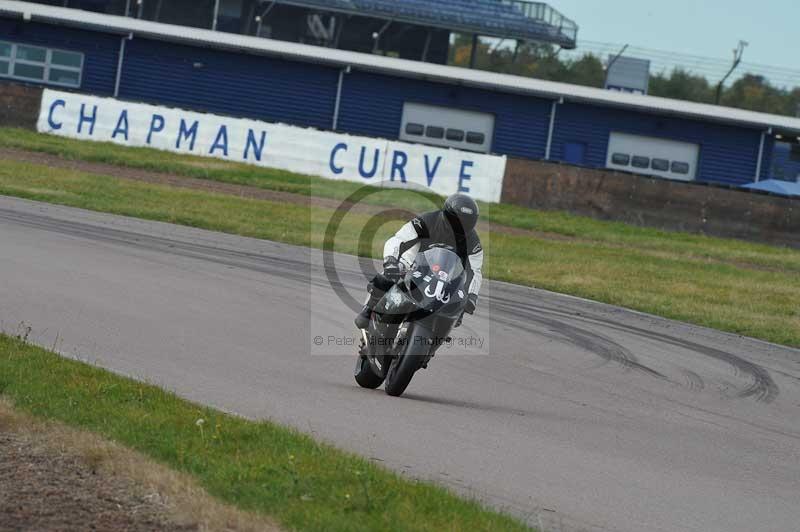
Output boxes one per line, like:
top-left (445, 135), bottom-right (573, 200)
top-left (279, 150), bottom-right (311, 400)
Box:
top-left (383, 210), bottom-right (483, 303)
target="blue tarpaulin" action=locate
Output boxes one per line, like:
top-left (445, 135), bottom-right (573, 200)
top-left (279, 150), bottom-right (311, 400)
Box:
top-left (742, 179), bottom-right (800, 197)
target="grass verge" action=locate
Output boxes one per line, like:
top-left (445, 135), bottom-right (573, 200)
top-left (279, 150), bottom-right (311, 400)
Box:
top-left (0, 334), bottom-right (531, 531)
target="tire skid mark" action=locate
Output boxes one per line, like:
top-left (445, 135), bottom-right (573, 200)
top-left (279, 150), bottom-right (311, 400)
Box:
top-left (491, 294), bottom-right (778, 403)
top-left (0, 208), bottom-right (315, 285)
top-left (553, 304), bottom-right (777, 402)
top-left (492, 300), bottom-right (668, 381)
top-left (681, 370), bottom-right (705, 392)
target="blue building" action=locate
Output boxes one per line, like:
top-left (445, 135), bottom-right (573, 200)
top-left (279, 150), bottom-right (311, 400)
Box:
top-left (1, 0), bottom-right (800, 188)
top-left (770, 141), bottom-right (800, 182)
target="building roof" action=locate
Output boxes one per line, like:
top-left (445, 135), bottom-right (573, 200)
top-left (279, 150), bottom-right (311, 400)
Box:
top-left (275, 0), bottom-right (578, 47)
top-left (3, 0), bottom-right (800, 136)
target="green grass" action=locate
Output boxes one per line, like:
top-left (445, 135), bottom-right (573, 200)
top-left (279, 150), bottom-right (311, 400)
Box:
top-left (1, 129), bottom-right (799, 347)
top-left (0, 127), bottom-right (398, 203)
top-left (3, 127), bottom-right (799, 273)
top-left (0, 334), bottom-right (531, 531)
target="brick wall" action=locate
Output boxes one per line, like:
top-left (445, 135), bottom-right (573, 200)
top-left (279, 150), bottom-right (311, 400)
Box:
top-left (0, 81), bottom-right (42, 130)
top-left (503, 158), bottom-right (800, 248)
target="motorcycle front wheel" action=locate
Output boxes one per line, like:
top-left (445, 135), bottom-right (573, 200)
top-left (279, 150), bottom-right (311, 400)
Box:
top-left (354, 355), bottom-right (384, 389)
top-left (384, 353), bottom-right (424, 397)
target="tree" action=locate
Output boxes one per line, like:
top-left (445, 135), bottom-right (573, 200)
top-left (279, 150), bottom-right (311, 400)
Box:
top-left (445, 40), bottom-right (799, 117)
top-left (564, 54), bottom-right (605, 87)
top-left (723, 74), bottom-right (793, 115)
top-left (649, 69), bottom-right (714, 103)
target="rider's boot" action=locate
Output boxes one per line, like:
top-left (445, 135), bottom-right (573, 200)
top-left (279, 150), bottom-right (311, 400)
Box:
top-left (354, 291), bottom-right (381, 329)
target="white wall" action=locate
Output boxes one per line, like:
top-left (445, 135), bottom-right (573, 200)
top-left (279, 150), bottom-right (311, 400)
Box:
top-left (37, 89), bottom-right (507, 203)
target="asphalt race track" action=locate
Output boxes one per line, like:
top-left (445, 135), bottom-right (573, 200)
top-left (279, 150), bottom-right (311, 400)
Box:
top-left (1, 195), bottom-right (799, 532)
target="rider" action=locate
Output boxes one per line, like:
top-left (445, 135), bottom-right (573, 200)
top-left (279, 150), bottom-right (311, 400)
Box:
top-left (354, 193), bottom-right (483, 329)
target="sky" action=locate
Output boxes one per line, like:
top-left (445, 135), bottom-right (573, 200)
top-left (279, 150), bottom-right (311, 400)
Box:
top-left (553, 0), bottom-right (798, 69)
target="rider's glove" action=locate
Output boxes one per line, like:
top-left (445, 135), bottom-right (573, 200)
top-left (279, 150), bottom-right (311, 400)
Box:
top-left (465, 294), bottom-right (478, 315)
top-left (455, 294), bottom-right (477, 328)
top-left (382, 257), bottom-right (403, 282)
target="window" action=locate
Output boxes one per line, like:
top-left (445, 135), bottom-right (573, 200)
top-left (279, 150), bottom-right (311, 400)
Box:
top-left (425, 126), bottom-right (444, 139)
top-left (671, 161), bottom-right (690, 174)
top-left (611, 153), bottom-right (630, 165)
top-left (446, 128), bottom-right (465, 142)
top-left (632, 156), bottom-right (650, 168)
top-left (405, 123), bottom-right (424, 136)
top-left (466, 131), bottom-right (485, 145)
top-left (651, 158), bottom-right (670, 171)
top-left (49, 68), bottom-right (80, 85)
top-left (51, 49), bottom-right (83, 68)
top-left (13, 63), bottom-right (45, 80)
top-left (0, 42), bottom-right (10, 76)
top-left (16, 44), bottom-right (46, 63)
top-left (0, 40), bottom-right (83, 88)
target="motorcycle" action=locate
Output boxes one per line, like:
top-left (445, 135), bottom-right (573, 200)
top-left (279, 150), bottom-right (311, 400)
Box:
top-left (354, 247), bottom-right (468, 397)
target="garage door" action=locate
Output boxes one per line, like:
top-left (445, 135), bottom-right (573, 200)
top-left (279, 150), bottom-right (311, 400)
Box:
top-left (399, 102), bottom-right (495, 154)
top-left (606, 132), bottom-right (699, 181)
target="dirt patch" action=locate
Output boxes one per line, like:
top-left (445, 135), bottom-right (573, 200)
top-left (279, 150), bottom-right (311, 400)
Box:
top-left (0, 147), bottom-right (360, 213)
top-left (0, 432), bottom-right (190, 531)
top-left (181, 161), bottom-right (238, 170)
top-left (0, 400), bottom-right (281, 532)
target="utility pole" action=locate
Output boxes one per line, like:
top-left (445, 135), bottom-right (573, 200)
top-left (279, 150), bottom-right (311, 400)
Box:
top-left (715, 40), bottom-right (748, 105)
top-left (212, 0), bottom-right (220, 30)
top-left (469, 34), bottom-right (479, 68)
top-left (606, 43), bottom-right (629, 72)
top-left (371, 20), bottom-right (392, 54)
top-left (254, 1), bottom-right (277, 37)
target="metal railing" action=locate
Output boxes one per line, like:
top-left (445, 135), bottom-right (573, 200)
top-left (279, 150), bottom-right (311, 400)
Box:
top-left (499, 0), bottom-right (578, 42)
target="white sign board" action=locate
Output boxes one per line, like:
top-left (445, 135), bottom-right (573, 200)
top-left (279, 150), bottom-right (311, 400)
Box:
top-left (37, 89), bottom-right (507, 203)
top-left (605, 56), bottom-right (650, 95)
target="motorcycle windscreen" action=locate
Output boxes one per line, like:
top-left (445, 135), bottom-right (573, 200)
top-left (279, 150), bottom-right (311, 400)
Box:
top-left (414, 248), bottom-right (465, 280)
top-left (405, 248), bottom-right (467, 316)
